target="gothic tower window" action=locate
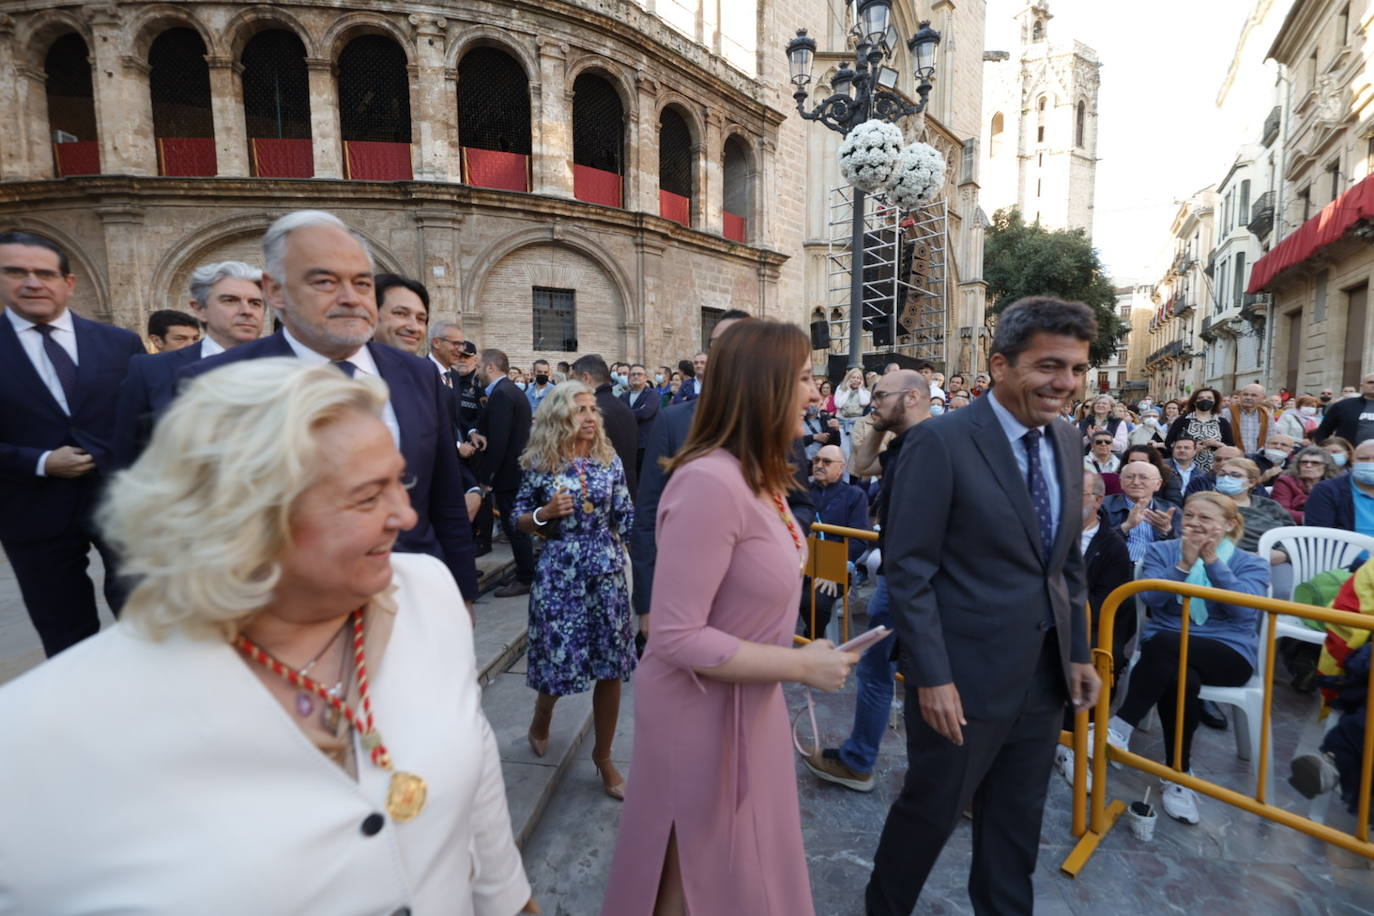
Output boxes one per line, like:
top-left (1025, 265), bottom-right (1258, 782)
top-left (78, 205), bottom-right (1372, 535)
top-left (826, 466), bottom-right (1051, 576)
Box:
top-left (1075, 100), bottom-right (1086, 148)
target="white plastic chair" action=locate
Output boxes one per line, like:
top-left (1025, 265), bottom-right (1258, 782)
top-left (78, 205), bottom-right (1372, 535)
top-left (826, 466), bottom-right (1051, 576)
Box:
top-left (1255, 526), bottom-right (1374, 646)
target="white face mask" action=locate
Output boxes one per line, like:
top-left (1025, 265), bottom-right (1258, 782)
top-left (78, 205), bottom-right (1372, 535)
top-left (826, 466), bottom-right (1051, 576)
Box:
top-left (1144, 417), bottom-right (1159, 427)
top-left (1299, 405), bottom-right (1317, 416)
top-left (1263, 448), bottom-right (1289, 464)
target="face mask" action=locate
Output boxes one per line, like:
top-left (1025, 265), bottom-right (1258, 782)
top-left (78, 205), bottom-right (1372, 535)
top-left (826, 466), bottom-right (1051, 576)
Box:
top-left (929, 404), bottom-right (945, 416)
top-left (1352, 462), bottom-right (1374, 485)
top-left (1195, 399), bottom-right (1215, 412)
top-left (1320, 394), bottom-right (1332, 402)
top-left (1263, 448), bottom-right (1289, 464)
top-left (514, 381), bottom-right (527, 391)
top-left (1215, 476), bottom-right (1247, 495)
top-left (654, 373), bottom-right (664, 385)
top-left (535, 373), bottom-right (549, 386)
top-left (1144, 417), bottom-right (1159, 427)
top-left (1299, 405), bottom-right (1317, 416)
top-left (1332, 452), bottom-right (1349, 467)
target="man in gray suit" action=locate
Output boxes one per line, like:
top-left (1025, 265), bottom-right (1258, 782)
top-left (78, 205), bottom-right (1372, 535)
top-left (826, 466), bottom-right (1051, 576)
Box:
top-left (867, 297), bottom-right (1102, 915)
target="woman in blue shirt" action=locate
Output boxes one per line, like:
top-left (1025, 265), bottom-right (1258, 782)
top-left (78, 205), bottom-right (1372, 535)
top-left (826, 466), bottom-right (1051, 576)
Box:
top-left (1105, 492), bottom-right (1270, 825)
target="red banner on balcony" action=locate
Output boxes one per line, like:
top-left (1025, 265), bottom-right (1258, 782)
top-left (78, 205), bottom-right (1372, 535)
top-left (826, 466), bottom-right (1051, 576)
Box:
top-left (158, 137), bottom-right (217, 177)
top-left (723, 211), bottom-right (747, 243)
top-left (1248, 170), bottom-right (1374, 292)
top-left (463, 148), bottom-right (530, 192)
top-left (53, 141), bottom-right (100, 177)
top-left (345, 141), bottom-right (413, 181)
top-left (659, 189), bottom-right (691, 226)
top-left (574, 164), bottom-right (622, 208)
top-left (251, 138), bottom-right (314, 178)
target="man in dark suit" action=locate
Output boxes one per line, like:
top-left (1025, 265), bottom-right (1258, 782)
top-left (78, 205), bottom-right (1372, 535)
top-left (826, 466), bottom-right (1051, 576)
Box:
top-left (0, 231), bottom-right (145, 656)
top-left (867, 297), bottom-right (1101, 915)
top-left (620, 363), bottom-right (660, 475)
top-left (572, 353), bottom-right (639, 498)
top-left (175, 211), bottom-right (478, 602)
top-left (473, 348), bottom-right (535, 597)
top-left (114, 261), bottom-right (265, 468)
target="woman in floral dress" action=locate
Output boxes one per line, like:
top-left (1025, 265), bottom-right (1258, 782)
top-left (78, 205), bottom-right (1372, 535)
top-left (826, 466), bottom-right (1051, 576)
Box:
top-left (514, 381), bottom-right (635, 799)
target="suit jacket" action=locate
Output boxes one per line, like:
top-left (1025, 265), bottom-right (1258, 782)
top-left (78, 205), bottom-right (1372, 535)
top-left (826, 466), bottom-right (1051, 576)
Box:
top-left (1099, 493), bottom-right (1183, 541)
top-left (476, 376), bottom-right (531, 494)
top-left (621, 386), bottom-right (661, 450)
top-left (177, 333), bottom-right (479, 600)
top-left (112, 340), bottom-right (209, 468)
top-left (885, 393), bottom-right (1089, 718)
top-left (0, 311), bottom-right (144, 542)
top-left (1305, 475), bottom-right (1357, 531)
top-left (1082, 523), bottom-right (1134, 667)
top-left (596, 383), bottom-right (639, 498)
top-left (0, 554), bottom-right (530, 915)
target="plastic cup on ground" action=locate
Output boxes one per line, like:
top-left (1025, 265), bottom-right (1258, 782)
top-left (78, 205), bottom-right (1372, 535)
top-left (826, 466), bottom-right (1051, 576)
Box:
top-left (1127, 800), bottom-right (1157, 841)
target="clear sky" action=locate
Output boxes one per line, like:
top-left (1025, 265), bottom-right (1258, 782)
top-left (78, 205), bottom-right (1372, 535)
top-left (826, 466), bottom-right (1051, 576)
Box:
top-left (983, 0), bottom-right (1272, 285)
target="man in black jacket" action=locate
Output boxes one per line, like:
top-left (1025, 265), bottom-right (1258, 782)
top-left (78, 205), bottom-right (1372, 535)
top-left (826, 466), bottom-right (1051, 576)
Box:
top-left (572, 354), bottom-right (639, 498)
top-left (1314, 372), bottom-right (1374, 445)
top-left (620, 363), bottom-right (660, 475)
top-left (474, 348), bottom-right (534, 597)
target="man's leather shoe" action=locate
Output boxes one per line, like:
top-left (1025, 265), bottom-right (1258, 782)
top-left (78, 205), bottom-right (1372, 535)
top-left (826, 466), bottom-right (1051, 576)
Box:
top-left (1198, 699), bottom-right (1227, 730)
top-left (494, 580), bottom-right (531, 598)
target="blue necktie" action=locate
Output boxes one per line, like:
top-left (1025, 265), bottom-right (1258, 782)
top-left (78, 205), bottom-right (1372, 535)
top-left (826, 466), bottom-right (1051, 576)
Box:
top-left (333, 360), bottom-right (358, 378)
top-left (1022, 428), bottom-right (1054, 558)
top-left (32, 324), bottom-right (77, 413)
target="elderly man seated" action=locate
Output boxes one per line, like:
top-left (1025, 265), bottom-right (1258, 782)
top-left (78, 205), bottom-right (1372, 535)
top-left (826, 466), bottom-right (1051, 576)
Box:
top-left (1100, 461), bottom-right (1183, 563)
top-left (800, 444), bottom-right (870, 640)
top-left (1247, 430), bottom-right (1296, 489)
top-left (1306, 438), bottom-right (1374, 539)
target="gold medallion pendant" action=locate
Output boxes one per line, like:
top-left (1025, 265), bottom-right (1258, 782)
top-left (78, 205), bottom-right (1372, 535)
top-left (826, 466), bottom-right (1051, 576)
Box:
top-left (386, 770), bottom-right (428, 822)
top-left (583, 499), bottom-right (595, 514)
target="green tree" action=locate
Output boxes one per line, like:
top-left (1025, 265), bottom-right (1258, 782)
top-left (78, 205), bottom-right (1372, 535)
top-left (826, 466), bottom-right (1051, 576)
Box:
top-left (983, 208), bottom-right (1124, 365)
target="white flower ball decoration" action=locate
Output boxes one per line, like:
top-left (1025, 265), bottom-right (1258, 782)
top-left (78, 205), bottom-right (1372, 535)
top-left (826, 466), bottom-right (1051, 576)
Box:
top-left (886, 142), bottom-right (946, 210)
top-left (837, 119), bottom-right (904, 193)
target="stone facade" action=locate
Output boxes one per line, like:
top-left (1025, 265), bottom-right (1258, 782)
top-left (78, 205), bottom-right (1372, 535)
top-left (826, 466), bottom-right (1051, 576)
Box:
top-left (1142, 188), bottom-right (1218, 401)
top-left (979, 1), bottom-right (1100, 235)
top-left (0, 0), bottom-right (806, 369)
top-left (1202, 145), bottom-right (1268, 394)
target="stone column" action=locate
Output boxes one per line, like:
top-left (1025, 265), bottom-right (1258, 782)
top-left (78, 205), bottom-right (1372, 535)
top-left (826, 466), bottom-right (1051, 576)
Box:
top-left (407, 15), bottom-right (453, 182)
top-left (631, 75), bottom-right (657, 215)
top-left (0, 15), bottom-right (31, 181)
top-left (534, 38), bottom-right (573, 198)
top-left (97, 204), bottom-right (147, 329)
top-left (412, 208), bottom-right (464, 322)
top-left (702, 112), bottom-right (724, 234)
top-left (84, 4), bottom-right (156, 176)
top-left (16, 63), bottom-right (51, 180)
top-left (206, 55), bottom-right (248, 177)
top-left (305, 58), bottom-right (342, 178)
top-left (756, 134), bottom-right (777, 249)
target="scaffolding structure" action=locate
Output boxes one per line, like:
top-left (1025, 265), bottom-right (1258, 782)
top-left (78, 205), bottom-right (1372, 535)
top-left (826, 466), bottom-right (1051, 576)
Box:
top-left (825, 184), bottom-right (947, 363)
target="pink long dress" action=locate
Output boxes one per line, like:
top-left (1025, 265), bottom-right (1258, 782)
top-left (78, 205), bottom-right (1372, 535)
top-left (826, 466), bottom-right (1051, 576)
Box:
top-left (602, 450), bottom-right (812, 916)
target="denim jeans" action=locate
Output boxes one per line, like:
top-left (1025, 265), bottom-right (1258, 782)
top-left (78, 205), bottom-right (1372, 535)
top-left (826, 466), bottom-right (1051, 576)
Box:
top-left (839, 575), bottom-right (897, 774)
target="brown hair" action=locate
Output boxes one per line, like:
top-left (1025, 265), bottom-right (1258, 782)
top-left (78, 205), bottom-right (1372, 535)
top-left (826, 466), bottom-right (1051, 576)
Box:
top-left (1182, 387), bottom-right (1223, 415)
top-left (664, 319), bottom-right (808, 496)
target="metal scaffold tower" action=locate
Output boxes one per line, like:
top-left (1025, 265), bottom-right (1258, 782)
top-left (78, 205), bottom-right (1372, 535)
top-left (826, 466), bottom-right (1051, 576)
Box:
top-left (825, 185), bottom-right (947, 362)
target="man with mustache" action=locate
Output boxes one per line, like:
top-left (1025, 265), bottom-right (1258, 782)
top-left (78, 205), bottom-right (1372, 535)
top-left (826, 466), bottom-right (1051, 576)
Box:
top-left (114, 261), bottom-right (265, 468)
top-left (174, 210), bottom-right (478, 601)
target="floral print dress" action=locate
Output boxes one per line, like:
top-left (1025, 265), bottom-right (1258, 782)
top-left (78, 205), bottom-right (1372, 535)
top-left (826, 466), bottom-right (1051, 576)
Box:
top-left (1183, 415), bottom-right (1223, 473)
top-left (515, 455), bottom-right (636, 696)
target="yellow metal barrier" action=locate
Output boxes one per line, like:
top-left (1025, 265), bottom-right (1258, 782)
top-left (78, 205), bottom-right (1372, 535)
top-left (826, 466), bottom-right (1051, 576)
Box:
top-left (1061, 578), bottom-right (1374, 877)
top-left (806, 522), bottom-right (879, 645)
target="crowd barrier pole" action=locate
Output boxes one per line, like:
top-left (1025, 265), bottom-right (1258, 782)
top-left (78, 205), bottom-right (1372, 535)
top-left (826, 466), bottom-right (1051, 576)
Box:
top-left (1061, 578), bottom-right (1374, 877)
top-left (807, 522), bottom-right (879, 645)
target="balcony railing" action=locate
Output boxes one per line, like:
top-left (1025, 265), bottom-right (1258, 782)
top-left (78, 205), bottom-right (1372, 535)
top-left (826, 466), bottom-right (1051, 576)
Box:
top-left (1262, 105), bottom-right (1281, 147)
top-left (1249, 190), bottom-right (1275, 237)
top-left (1241, 292), bottom-right (1271, 319)
top-left (1173, 299), bottom-right (1195, 317)
top-left (1146, 339), bottom-right (1184, 364)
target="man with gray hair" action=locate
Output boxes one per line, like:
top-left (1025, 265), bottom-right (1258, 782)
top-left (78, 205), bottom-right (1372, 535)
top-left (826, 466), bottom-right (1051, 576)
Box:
top-left (113, 260), bottom-right (265, 467)
top-left (173, 210), bottom-right (479, 600)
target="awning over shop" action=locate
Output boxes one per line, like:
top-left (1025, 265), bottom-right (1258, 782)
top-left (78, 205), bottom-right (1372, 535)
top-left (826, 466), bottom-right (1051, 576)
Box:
top-left (1248, 171), bottom-right (1374, 293)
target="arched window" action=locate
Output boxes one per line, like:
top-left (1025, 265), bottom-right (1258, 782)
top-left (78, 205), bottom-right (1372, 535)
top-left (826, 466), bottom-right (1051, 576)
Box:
top-left (338, 35), bottom-right (412, 180)
top-left (989, 111), bottom-right (1004, 158)
top-left (241, 30), bottom-right (313, 178)
top-left (149, 28), bottom-right (216, 176)
top-left (1036, 96), bottom-right (1048, 145)
top-left (658, 106), bottom-right (694, 226)
top-left (722, 134), bottom-right (752, 243)
top-left (1075, 100), bottom-right (1086, 148)
top-left (1032, 20), bottom-right (1044, 41)
top-left (45, 33), bottom-right (99, 176)
top-left (572, 72), bottom-right (624, 208)
top-left (458, 46), bottom-right (531, 192)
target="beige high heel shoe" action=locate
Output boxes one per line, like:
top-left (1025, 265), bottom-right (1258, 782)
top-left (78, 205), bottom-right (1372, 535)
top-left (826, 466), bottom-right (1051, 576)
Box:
top-left (592, 756), bottom-right (625, 801)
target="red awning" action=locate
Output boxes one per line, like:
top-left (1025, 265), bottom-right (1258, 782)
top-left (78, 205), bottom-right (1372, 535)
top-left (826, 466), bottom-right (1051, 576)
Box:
top-left (1248, 171), bottom-right (1374, 292)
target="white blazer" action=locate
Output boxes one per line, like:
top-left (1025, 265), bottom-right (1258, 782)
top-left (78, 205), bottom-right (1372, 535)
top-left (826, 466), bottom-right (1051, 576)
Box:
top-left (0, 554), bottom-right (529, 916)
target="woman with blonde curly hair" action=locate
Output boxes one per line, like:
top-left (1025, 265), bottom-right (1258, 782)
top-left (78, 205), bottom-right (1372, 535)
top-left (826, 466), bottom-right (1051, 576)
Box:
top-left (515, 381), bottom-right (635, 800)
top-left (0, 359), bottom-right (534, 913)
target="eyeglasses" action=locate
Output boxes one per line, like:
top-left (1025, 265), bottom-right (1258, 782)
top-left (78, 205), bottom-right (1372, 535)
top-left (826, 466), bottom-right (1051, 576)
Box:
top-left (0, 266), bottom-right (64, 282)
top-left (434, 337), bottom-right (464, 346)
top-left (872, 388), bottom-right (916, 402)
top-left (812, 458), bottom-right (843, 466)
top-left (1093, 439), bottom-right (1114, 445)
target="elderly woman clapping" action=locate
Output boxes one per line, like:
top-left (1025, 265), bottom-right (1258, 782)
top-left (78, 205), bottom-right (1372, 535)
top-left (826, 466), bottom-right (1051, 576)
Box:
top-left (0, 359), bottom-right (535, 915)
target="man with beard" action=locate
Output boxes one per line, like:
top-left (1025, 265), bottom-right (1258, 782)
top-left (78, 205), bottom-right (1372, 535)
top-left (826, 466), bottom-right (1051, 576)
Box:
top-left (176, 210), bottom-right (478, 602)
top-left (802, 370), bottom-right (929, 792)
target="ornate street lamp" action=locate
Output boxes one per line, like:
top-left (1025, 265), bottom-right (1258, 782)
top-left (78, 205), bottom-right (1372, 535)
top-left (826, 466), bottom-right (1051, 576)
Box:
top-left (787, 9), bottom-right (940, 367)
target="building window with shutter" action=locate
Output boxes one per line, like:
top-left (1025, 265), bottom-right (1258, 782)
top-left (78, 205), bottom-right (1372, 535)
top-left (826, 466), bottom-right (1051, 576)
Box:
top-left (532, 287), bottom-right (577, 352)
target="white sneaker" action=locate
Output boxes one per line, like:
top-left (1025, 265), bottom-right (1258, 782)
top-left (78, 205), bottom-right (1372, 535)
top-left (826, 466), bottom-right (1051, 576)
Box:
top-left (1161, 779), bottom-right (1200, 825)
top-left (1104, 725), bottom-right (1129, 769)
top-left (1055, 745), bottom-right (1092, 792)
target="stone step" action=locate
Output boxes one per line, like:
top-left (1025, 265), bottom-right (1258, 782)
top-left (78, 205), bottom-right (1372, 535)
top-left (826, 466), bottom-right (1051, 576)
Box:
top-left (470, 574), bottom-right (530, 686)
top-left (475, 542), bottom-right (517, 595)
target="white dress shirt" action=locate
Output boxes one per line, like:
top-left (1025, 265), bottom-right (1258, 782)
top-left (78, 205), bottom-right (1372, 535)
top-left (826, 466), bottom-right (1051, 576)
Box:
top-left (428, 353), bottom-right (452, 385)
top-left (6, 307), bottom-right (80, 476)
top-left (281, 327), bottom-right (400, 447)
top-left (1080, 523), bottom-right (1099, 558)
top-left (199, 334), bottom-right (225, 359)
top-left (988, 389), bottom-right (1063, 544)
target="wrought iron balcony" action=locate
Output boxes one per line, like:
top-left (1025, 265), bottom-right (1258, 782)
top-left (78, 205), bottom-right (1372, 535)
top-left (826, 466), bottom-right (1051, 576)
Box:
top-left (1173, 299), bottom-right (1195, 317)
top-left (1200, 316), bottom-right (1218, 342)
top-left (1262, 105), bottom-right (1281, 147)
top-left (1241, 292), bottom-right (1271, 320)
top-left (1249, 191), bottom-right (1275, 238)
top-left (1146, 339), bottom-right (1184, 365)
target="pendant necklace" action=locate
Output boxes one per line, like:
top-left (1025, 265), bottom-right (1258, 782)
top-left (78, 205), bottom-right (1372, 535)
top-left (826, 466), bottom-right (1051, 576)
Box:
top-left (292, 620), bottom-right (347, 718)
top-left (236, 609), bottom-right (428, 822)
top-left (770, 492), bottom-right (807, 574)
top-left (575, 458), bottom-right (594, 514)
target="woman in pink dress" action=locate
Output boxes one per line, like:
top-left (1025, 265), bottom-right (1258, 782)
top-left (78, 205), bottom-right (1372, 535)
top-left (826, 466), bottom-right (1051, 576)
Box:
top-left (603, 320), bottom-right (859, 916)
